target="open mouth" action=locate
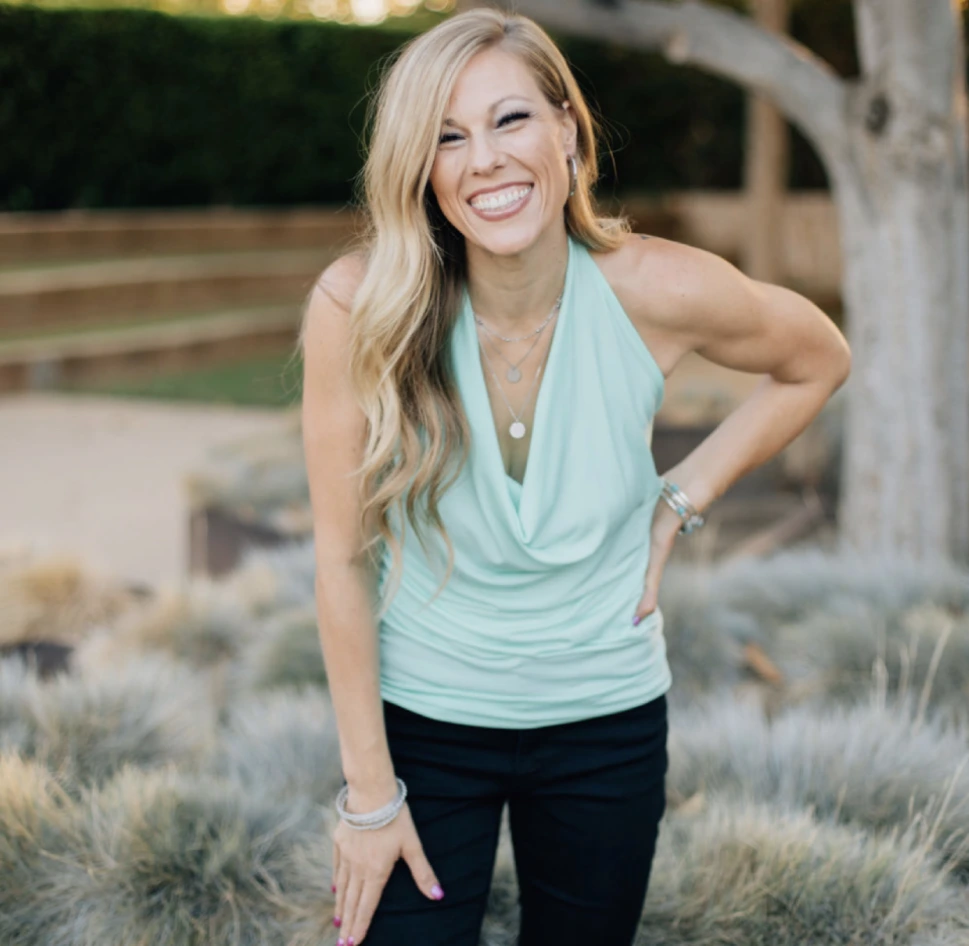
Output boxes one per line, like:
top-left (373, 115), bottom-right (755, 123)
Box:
top-left (468, 183), bottom-right (534, 219)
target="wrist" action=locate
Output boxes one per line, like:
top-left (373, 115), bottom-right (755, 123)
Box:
top-left (345, 776), bottom-right (400, 813)
top-left (660, 470), bottom-right (712, 515)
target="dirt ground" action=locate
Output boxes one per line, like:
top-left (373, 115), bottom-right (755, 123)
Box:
top-left (0, 392), bottom-right (289, 590)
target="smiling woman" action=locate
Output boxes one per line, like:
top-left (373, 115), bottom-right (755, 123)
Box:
top-left (298, 7), bottom-right (849, 946)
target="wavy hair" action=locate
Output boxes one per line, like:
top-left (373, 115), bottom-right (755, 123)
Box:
top-left (299, 8), bottom-right (631, 621)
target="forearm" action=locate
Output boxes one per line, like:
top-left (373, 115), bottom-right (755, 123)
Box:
top-left (663, 371), bottom-right (845, 513)
top-left (315, 562), bottom-right (397, 809)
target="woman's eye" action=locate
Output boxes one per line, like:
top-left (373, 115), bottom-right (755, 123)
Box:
top-left (438, 111), bottom-right (532, 146)
top-left (498, 110), bottom-right (532, 127)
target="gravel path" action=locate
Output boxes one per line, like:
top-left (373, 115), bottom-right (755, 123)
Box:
top-left (0, 392), bottom-right (290, 589)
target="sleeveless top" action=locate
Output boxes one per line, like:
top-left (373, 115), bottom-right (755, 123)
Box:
top-left (375, 233), bottom-right (672, 729)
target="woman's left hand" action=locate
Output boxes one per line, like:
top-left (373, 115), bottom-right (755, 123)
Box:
top-left (632, 500), bottom-right (683, 625)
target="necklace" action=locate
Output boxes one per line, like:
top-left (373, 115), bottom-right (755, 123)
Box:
top-left (472, 293), bottom-right (563, 383)
top-left (477, 312), bottom-right (557, 440)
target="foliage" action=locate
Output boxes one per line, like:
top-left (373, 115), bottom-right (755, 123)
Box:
top-left (0, 1), bottom-right (851, 210)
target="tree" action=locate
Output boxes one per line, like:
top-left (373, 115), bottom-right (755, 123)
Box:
top-left (461, 0), bottom-right (969, 564)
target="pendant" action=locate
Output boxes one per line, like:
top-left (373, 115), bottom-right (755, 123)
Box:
top-left (506, 366), bottom-right (522, 383)
top-left (509, 421), bottom-right (526, 439)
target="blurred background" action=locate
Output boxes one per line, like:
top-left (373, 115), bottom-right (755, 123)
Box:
top-left (0, 0), bottom-right (879, 589)
top-left (3, 6), bottom-right (969, 946)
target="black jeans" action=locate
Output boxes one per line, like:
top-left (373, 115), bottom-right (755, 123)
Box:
top-left (357, 692), bottom-right (669, 946)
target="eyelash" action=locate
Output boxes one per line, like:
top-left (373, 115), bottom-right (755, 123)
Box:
top-left (439, 110), bottom-right (533, 145)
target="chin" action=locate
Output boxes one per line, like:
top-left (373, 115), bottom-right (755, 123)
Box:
top-left (464, 222), bottom-right (548, 258)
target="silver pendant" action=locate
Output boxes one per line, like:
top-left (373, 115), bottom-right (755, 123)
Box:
top-left (506, 366), bottom-right (522, 383)
top-left (509, 421), bottom-right (527, 439)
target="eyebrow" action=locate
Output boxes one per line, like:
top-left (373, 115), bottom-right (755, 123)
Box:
top-left (442, 95), bottom-right (533, 127)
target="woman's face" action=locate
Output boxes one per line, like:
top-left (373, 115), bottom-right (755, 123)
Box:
top-left (428, 45), bottom-right (577, 257)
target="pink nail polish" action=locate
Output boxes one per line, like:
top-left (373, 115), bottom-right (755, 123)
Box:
top-left (331, 883), bottom-right (337, 893)
top-left (333, 916), bottom-right (341, 927)
top-left (431, 884), bottom-right (445, 900)
top-left (632, 614), bottom-right (641, 626)
top-left (348, 938), bottom-right (355, 946)
top-left (337, 940), bottom-right (345, 946)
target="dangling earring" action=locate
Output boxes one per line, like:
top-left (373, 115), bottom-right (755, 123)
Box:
top-left (567, 154), bottom-right (577, 198)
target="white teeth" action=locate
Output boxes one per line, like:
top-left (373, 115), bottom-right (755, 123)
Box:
top-left (470, 185), bottom-right (531, 212)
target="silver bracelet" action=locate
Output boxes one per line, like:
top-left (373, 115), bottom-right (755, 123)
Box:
top-left (659, 478), bottom-right (706, 534)
top-left (335, 778), bottom-right (408, 830)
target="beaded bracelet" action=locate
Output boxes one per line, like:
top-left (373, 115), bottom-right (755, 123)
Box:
top-left (659, 478), bottom-right (706, 535)
top-left (335, 778), bottom-right (408, 830)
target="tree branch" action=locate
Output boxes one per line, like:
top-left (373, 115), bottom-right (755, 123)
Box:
top-left (463, 0), bottom-right (847, 166)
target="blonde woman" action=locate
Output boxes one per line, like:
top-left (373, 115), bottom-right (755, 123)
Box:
top-left (300, 8), bottom-right (850, 946)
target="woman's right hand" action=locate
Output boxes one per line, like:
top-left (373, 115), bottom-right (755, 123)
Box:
top-left (332, 795), bottom-right (444, 945)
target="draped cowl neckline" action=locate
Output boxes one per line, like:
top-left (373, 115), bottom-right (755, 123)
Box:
top-left (455, 234), bottom-right (576, 539)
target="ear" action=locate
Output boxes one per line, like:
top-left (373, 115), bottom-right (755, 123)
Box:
top-left (559, 100), bottom-right (578, 155)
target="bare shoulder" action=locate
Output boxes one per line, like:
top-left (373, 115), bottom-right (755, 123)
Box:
top-left (312, 249), bottom-right (370, 315)
top-left (588, 232), bottom-right (729, 375)
top-left (591, 231), bottom-right (851, 382)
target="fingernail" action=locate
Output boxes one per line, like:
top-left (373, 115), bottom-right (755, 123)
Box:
top-left (337, 940), bottom-right (345, 946)
top-left (348, 938), bottom-right (355, 946)
top-left (632, 614), bottom-right (641, 626)
top-left (331, 883), bottom-right (337, 893)
top-left (431, 884), bottom-right (445, 900)
top-left (333, 916), bottom-right (341, 927)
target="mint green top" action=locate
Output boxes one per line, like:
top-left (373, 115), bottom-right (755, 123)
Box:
top-left (376, 234), bottom-right (672, 728)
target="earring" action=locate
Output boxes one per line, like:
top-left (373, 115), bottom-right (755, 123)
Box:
top-left (567, 154), bottom-right (577, 198)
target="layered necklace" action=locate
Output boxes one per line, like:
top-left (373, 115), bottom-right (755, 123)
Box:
top-left (471, 291), bottom-right (563, 440)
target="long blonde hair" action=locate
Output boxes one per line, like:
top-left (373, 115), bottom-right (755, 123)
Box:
top-left (299, 8), bottom-right (631, 621)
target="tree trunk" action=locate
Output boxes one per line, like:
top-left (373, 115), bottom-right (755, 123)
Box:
top-left (833, 1), bottom-right (969, 560)
top-left (459, 0), bottom-right (969, 563)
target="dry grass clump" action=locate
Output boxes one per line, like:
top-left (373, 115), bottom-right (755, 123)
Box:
top-left (0, 652), bottom-right (216, 791)
top-left (709, 549), bottom-right (969, 636)
top-left (230, 606), bottom-right (327, 694)
top-left (768, 601), bottom-right (969, 717)
top-left (51, 765), bottom-right (328, 946)
top-left (210, 688), bottom-right (343, 807)
top-left (667, 688), bottom-right (969, 877)
top-left (642, 797), bottom-right (969, 945)
top-left (0, 552), bottom-right (143, 648)
top-left (74, 582), bottom-right (261, 672)
top-left (0, 755), bottom-right (81, 946)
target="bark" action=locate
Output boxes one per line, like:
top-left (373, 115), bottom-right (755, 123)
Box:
top-left (459, 0), bottom-right (969, 563)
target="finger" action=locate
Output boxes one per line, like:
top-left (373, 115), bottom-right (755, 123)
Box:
top-left (332, 837), bottom-right (340, 894)
top-left (633, 570), bottom-right (658, 623)
top-left (347, 878), bottom-right (387, 944)
top-left (340, 872), bottom-right (365, 946)
top-left (334, 846), bottom-right (350, 930)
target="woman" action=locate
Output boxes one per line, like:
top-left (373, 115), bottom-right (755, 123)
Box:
top-left (300, 8), bottom-right (850, 946)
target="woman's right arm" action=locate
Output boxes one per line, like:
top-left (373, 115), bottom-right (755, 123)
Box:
top-left (302, 254), bottom-right (397, 812)
top-left (301, 254), bottom-right (443, 945)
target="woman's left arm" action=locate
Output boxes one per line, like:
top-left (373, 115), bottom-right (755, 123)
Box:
top-left (632, 238), bottom-right (852, 622)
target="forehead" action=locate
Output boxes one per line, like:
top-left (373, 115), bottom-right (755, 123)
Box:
top-left (443, 46), bottom-right (543, 117)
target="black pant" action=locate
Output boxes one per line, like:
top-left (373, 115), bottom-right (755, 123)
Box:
top-left (358, 692), bottom-right (669, 945)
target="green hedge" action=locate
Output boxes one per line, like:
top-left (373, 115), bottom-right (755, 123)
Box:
top-left (0, 2), bottom-right (851, 211)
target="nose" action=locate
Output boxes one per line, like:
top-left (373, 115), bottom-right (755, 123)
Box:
top-left (467, 129), bottom-right (504, 175)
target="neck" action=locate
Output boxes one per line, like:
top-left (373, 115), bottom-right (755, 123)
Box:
top-left (465, 226), bottom-right (568, 331)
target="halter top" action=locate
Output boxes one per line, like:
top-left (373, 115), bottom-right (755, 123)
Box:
top-left (376, 233), bottom-right (672, 728)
